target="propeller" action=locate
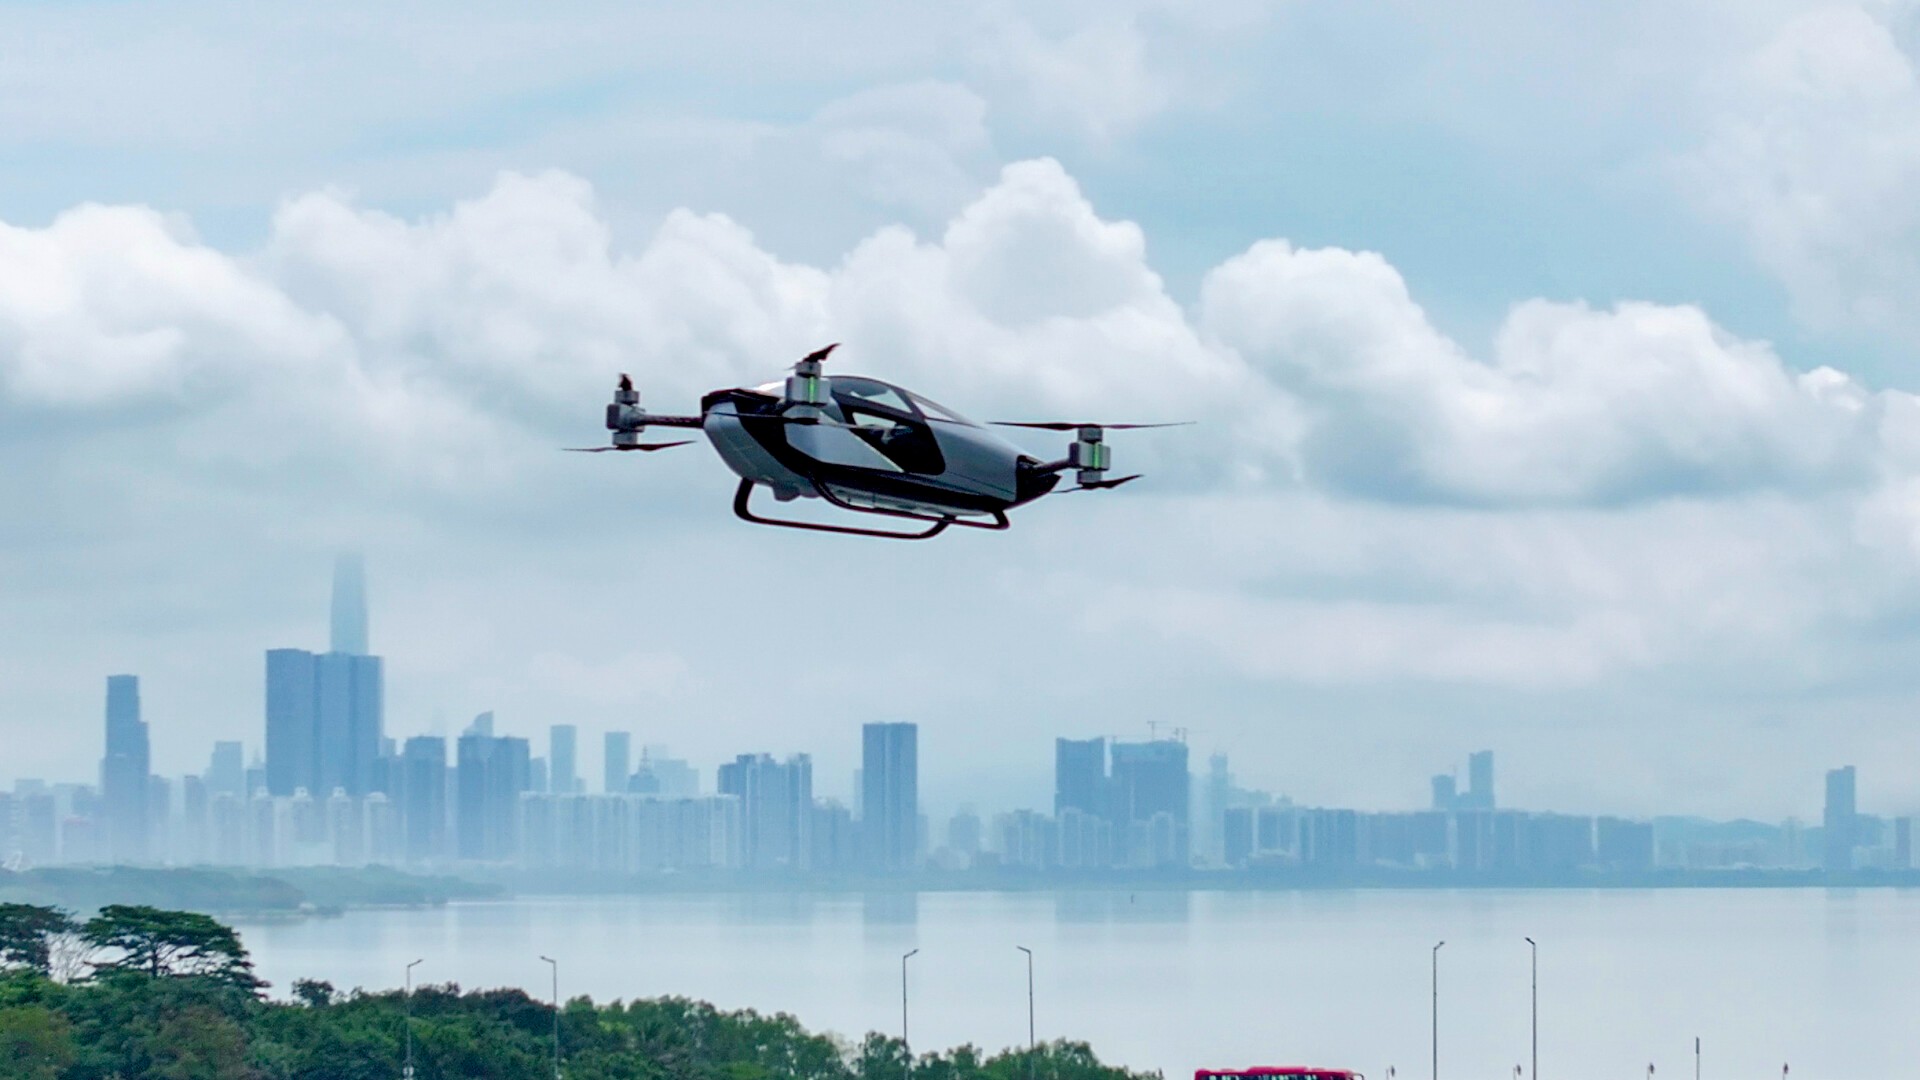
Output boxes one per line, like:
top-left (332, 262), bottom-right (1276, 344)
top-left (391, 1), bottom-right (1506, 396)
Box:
top-left (1070, 474), bottom-right (1141, 491)
top-left (797, 342), bottom-right (840, 368)
top-left (565, 441), bottom-right (696, 453)
top-left (992, 421), bottom-right (1192, 431)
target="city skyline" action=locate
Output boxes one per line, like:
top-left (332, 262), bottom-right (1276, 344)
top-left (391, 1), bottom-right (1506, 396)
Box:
top-left (9, 553), bottom-right (1917, 827)
top-left (8, 554), bottom-right (1905, 880)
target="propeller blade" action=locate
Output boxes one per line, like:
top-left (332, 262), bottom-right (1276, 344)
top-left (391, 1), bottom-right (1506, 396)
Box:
top-left (992, 421), bottom-right (1193, 431)
top-left (1059, 474), bottom-right (1144, 492)
top-left (564, 441), bottom-right (696, 453)
top-left (797, 342), bottom-right (841, 367)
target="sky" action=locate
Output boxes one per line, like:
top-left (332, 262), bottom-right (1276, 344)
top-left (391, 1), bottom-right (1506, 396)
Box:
top-left (7, 0), bottom-right (1920, 821)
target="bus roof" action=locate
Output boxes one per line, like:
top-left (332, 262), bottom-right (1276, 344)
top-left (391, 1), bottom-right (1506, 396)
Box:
top-left (1194, 1070), bottom-right (1362, 1079)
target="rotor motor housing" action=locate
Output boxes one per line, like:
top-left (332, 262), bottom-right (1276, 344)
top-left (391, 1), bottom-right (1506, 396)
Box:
top-left (1069, 426), bottom-right (1110, 485)
top-left (785, 366), bottom-right (829, 406)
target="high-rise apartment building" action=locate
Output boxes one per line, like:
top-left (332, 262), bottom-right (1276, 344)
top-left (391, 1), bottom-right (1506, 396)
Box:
top-left (206, 741), bottom-right (245, 799)
top-left (1054, 738), bottom-right (1106, 817)
top-left (265, 649), bottom-right (382, 798)
top-left (401, 736), bottom-right (448, 863)
top-left (550, 725), bottom-right (579, 796)
top-left (330, 552), bottom-right (369, 655)
top-left (861, 722), bottom-right (918, 873)
top-left (1109, 738), bottom-right (1190, 867)
top-left (1465, 750), bottom-right (1495, 811)
top-left (264, 558), bottom-right (384, 799)
top-left (1824, 765), bottom-right (1857, 873)
top-left (457, 731), bottom-right (531, 861)
top-left (604, 732), bottom-right (632, 795)
top-left (100, 674), bottom-right (151, 863)
top-left (717, 753), bottom-right (813, 870)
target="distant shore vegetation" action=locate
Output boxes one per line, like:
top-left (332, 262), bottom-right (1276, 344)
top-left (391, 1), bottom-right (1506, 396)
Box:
top-left (0, 866), bottom-right (500, 917)
top-left (0, 902), bottom-right (1157, 1080)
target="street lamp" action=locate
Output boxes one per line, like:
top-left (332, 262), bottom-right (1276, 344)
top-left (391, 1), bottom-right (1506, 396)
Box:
top-left (1430, 941), bottom-right (1445, 1080)
top-left (403, 958), bottom-right (423, 1080)
top-left (1524, 937), bottom-right (1537, 1080)
top-left (539, 955), bottom-right (561, 1080)
top-left (901, 948), bottom-right (919, 1080)
top-left (1016, 946), bottom-right (1035, 1080)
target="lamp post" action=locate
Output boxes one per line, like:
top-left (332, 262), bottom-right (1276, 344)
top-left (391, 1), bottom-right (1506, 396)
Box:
top-left (1431, 941), bottom-right (1445, 1080)
top-left (1524, 937), bottom-right (1537, 1080)
top-left (1694, 1037), bottom-right (1700, 1080)
top-left (1016, 946), bottom-right (1035, 1080)
top-left (403, 958), bottom-right (423, 1080)
top-left (539, 955), bottom-right (560, 1080)
top-left (901, 948), bottom-right (919, 1080)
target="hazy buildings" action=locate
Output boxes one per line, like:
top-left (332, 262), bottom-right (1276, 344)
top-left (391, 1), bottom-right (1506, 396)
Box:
top-left (550, 725), bottom-right (579, 796)
top-left (206, 741), bottom-right (245, 799)
top-left (717, 753), bottom-right (812, 870)
top-left (1054, 738), bottom-right (1106, 817)
top-left (264, 558), bottom-right (385, 799)
top-left (862, 722), bottom-right (918, 872)
top-left (401, 736), bottom-right (449, 863)
top-left (604, 732), bottom-right (632, 795)
top-left (1109, 738), bottom-right (1190, 867)
top-left (1824, 765), bottom-right (1857, 872)
top-left (457, 727), bottom-right (531, 862)
top-left (330, 552), bottom-right (369, 655)
top-left (1465, 750), bottom-right (1495, 811)
top-left (100, 674), bottom-right (151, 863)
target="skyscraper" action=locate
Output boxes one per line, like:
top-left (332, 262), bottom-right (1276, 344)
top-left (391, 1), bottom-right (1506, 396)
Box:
top-left (604, 732), bottom-right (632, 794)
top-left (1054, 737), bottom-right (1106, 817)
top-left (330, 552), bottom-right (369, 656)
top-left (1431, 774), bottom-right (1458, 812)
top-left (550, 725), bottom-right (579, 796)
top-left (1824, 765), bottom-right (1857, 873)
top-left (1466, 750), bottom-right (1495, 811)
top-left (265, 557), bottom-right (385, 798)
top-left (717, 753), bottom-right (813, 870)
top-left (206, 741), bottom-right (245, 799)
top-left (401, 736), bottom-right (448, 864)
top-left (1109, 738), bottom-right (1190, 867)
top-left (861, 722), bottom-right (918, 873)
top-left (457, 731), bottom-right (531, 861)
top-left (100, 674), bottom-right (151, 863)
top-left (266, 649), bottom-right (382, 798)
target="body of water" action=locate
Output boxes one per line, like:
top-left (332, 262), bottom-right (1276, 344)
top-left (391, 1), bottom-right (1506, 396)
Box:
top-left (236, 888), bottom-right (1920, 1077)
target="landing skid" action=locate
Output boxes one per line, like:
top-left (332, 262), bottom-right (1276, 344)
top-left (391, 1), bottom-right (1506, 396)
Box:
top-left (731, 480), bottom-right (1012, 539)
top-left (733, 480), bottom-right (951, 539)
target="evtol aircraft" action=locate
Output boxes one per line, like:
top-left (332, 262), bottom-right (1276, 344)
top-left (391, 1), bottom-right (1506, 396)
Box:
top-left (571, 344), bottom-right (1185, 539)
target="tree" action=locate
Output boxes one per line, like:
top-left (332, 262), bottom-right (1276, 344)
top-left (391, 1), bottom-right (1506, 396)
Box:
top-left (292, 978), bottom-right (336, 1007)
top-left (0, 1005), bottom-right (76, 1080)
top-left (0, 904), bottom-right (76, 976)
top-left (149, 1005), bottom-right (251, 1080)
top-left (82, 906), bottom-right (264, 993)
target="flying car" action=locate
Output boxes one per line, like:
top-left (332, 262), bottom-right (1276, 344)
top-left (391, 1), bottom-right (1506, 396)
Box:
top-left (570, 344), bottom-right (1185, 539)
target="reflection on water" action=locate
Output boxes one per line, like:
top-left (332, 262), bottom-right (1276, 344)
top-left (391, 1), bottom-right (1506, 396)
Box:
top-left (1054, 888), bottom-right (1191, 924)
top-left (238, 888), bottom-right (1920, 1079)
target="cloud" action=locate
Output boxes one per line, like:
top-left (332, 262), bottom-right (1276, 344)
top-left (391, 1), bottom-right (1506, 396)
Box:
top-left (1201, 238), bottom-right (1885, 504)
top-left (1684, 3), bottom-right (1920, 338)
top-left (9, 155), bottom-right (1920, 816)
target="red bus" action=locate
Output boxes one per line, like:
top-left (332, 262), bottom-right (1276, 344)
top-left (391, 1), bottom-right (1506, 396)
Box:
top-left (1190, 1060), bottom-right (1359, 1068)
top-left (1195, 1071), bottom-right (1363, 1080)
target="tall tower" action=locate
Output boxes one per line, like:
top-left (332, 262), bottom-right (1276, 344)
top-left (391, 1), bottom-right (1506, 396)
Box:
top-left (861, 722), bottom-right (918, 873)
top-left (1467, 750), bottom-right (1495, 810)
top-left (1053, 737), bottom-right (1107, 818)
top-left (266, 556), bottom-right (384, 799)
top-left (1824, 765), bottom-right (1857, 873)
top-left (604, 732), bottom-right (632, 794)
top-left (101, 674), bottom-right (151, 862)
top-left (330, 552), bottom-right (369, 656)
top-left (550, 725), bottom-right (579, 796)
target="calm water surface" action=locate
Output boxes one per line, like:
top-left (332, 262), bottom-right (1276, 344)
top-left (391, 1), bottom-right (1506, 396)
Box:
top-left (237, 889), bottom-right (1920, 1078)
